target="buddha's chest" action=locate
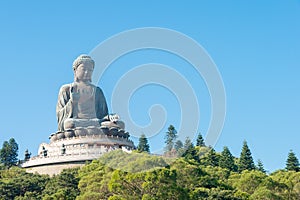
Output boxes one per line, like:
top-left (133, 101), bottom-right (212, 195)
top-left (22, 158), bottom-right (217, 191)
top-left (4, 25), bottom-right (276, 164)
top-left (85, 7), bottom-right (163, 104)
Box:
top-left (73, 84), bottom-right (97, 118)
top-left (77, 84), bottom-right (94, 96)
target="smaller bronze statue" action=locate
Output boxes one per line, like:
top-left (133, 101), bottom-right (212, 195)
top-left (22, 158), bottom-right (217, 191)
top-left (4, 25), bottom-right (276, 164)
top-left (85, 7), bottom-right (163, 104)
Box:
top-left (24, 149), bottom-right (31, 161)
top-left (42, 146), bottom-right (48, 157)
top-left (60, 144), bottom-right (66, 155)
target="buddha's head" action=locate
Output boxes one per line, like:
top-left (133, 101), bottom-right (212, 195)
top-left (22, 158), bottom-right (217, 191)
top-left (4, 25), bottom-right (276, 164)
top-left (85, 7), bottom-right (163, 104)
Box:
top-left (72, 54), bottom-right (95, 83)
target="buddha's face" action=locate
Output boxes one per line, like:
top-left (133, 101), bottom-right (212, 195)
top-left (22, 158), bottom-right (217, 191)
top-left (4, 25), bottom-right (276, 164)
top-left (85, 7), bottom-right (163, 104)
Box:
top-left (75, 63), bottom-right (93, 82)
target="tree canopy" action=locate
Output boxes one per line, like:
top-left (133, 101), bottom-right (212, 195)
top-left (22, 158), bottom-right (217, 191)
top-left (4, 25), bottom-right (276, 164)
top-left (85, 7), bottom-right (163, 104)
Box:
top-left (256, 159), bottom-right (266, 173)
top-left (0, 142), bottom-right (299, 199)
top-left (0, 138), bottom-right (19, 168)
top-left (196, 132), bottom-right (205, 147)
top-left (0, 126), bottom-right (299, 199)
top-left (164, 125), bottom-right (177, 152)
top-left (219, 146), bottom-right (237, 172)
top-left (238, 141), bottom-right (255, 172)
top-left (286, 150), bottom-right (300, 172)
top-left (137, 133), bottom-right (150, 153)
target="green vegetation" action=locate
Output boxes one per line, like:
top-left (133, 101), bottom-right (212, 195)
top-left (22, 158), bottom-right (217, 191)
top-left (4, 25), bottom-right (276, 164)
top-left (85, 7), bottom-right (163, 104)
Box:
top-left (174, 140), bottom-right (183, 152)
top-left (196, 132), bottom-right (205, 147)
top-left (164, 125), bottom-right (177, 152)
top-left (137, 134), bottom-right (150, 153)
top-left (286, 150), bottom-right (300, 172)
top-left (219, 146), bottom-right (237, 172)
top-left (42, 167), bottom-right (80, 199)
top-left (238, 141), bottom-right (255, 172)
top-left (0, 149), bottom-right (300, 199)
top-left (0, 138), bottom-right (19, 168)
top-left (0, 167), bottom-right (49, 199)
top-left (0, 129), bottom-right (300, 199)
top-left (256, 159), bottom-right (266, 173)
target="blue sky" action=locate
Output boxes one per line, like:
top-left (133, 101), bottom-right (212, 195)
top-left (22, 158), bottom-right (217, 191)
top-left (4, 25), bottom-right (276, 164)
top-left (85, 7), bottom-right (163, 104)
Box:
top-left (0, 1), bottom-right (299, 172)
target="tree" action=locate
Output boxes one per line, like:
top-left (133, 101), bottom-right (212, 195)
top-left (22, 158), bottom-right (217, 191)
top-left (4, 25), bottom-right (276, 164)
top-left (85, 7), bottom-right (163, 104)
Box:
top-left (42, 168), bottom-right (80, 199)
top-left (174, 140), bottom-right (184, 156)
top-left (142, 168), bottom-right (188, 199)
top-left (0, 167), bottom-right (49, 199)
top-left (219, 146), bottom-right (237, 172)
top-left (183, 137), bottom-right (193, 150)
top-left (229, 170), bottom-right (267, 196)
top-left (201, 147), bottom-right (219, 167)
top-left (270, 170), bottom-right (300, 198)
top-left (256, 159), bottom-right (266, 173)
top-left (238, 141), bottom-right (255, 172)
top-left (0, 138), bottom-right (19, 168)
top-left (174, 140), bottom-right (183, 151)
top-left (137, 134), bottom-right (150, 153)
top-left (77, 160), bottom-right (112, 199)
top-left (164, 125), bottom-right (177, 152)
top-left (196, 133), bottom-right (205, 147)
top-left (181, 137), bottom-right (199, 162)
top-left (249, 186), bottom-right (281, 200)
top-left (286, 150), bottom-right (300, 172)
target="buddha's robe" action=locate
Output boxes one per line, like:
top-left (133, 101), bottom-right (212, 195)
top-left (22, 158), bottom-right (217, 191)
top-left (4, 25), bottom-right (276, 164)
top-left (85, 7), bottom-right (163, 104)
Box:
top-left (56, 83), bottom-right (108, 131)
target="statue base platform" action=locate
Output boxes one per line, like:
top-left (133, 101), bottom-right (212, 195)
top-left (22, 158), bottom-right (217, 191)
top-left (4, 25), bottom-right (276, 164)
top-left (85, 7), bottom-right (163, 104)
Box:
top-left (20, 134), bottom-right (134, 176)
top-left (49, 125), bottom-right (129, 142)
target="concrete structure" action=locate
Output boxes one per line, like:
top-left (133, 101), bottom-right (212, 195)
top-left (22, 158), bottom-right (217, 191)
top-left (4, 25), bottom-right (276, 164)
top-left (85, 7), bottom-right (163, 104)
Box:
top-left (21, 133), bottom-right (134, 175)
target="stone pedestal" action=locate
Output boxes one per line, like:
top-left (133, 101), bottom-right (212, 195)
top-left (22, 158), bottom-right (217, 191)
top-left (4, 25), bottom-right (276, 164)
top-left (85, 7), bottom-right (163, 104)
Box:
top-left (21, 130), bottom-right (134, 175)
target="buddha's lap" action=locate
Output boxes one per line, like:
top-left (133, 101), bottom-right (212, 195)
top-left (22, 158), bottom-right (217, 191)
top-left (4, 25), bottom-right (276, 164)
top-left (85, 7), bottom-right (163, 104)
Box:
top-left (63, 118), bottom-right (125, 130)
top-left (63, 118), bottom-right (101, 129)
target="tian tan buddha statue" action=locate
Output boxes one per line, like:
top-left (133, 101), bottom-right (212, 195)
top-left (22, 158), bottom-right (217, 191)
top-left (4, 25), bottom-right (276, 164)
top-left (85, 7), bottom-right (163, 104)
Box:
top-left (50, 55), bottom-right (126, 141)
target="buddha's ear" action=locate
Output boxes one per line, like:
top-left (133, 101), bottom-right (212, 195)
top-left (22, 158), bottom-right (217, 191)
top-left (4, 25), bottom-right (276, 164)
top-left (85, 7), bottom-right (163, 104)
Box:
top-left (73, 69), bottom-right (78, 81)
top-left (74, 75), bottom-right (78, 82)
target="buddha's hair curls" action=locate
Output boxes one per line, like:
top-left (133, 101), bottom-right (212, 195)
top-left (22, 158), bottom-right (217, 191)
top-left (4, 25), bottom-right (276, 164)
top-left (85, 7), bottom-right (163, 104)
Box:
top-left (72, 54), bottom-right (95, 71)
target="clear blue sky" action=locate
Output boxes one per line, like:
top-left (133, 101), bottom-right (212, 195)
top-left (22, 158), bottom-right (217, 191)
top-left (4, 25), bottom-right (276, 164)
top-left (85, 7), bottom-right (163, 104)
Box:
top-left (0, 1), bottom-right (299, 172)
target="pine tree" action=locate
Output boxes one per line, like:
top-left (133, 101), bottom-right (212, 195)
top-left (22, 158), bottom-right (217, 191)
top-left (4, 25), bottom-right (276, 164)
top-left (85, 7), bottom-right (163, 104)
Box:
top-left (137, 134), bottom-right (150, 153)
top-left (219, 146), bottom-right (237, 171)
top-left (285, 150), bottom-right (300, 172)
top-left (256, 159), bottom-right (266, 173)
top-left (175, 140), bottom-right (184, 157)
top-left (182, 137), bottom-right (198, 162)
top-left (196, 133), bottom-right (205, 147)
top-left (174, 140), bottom-right (183, 151)
top-left (238, 141), bottom-right (255, 172)
top-left (202, 147), bottom-right (219, 167)
top-left (0, 138), bottom-right (19, 168)
top-left (183, 137), bottom-right (193, 150)
top-left (164, 125), bottom-right (177, 152)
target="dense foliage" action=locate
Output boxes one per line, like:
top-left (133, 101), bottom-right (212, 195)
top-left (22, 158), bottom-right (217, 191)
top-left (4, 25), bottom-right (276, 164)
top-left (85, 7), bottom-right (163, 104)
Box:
top-left (0, 148), bottom-right (299, 199)
top-left (1, 133), bottom-right (300, 199)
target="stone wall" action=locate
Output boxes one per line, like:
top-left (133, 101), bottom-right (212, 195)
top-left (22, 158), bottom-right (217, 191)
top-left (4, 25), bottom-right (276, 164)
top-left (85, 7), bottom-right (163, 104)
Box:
top-left (25, 161), bottom-right (86, 176)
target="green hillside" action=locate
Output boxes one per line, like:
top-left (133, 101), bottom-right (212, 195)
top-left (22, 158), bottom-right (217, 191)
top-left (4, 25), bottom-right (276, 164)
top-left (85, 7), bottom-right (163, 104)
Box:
top-left (1, 148), bottom-right (300, 199)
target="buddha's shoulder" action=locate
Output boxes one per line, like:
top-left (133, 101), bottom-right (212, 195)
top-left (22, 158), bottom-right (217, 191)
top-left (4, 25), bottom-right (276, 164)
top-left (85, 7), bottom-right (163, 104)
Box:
top-left (94, 86), bottom-right (104, 93)
top-left (59, 83), bottom-right (73, 93)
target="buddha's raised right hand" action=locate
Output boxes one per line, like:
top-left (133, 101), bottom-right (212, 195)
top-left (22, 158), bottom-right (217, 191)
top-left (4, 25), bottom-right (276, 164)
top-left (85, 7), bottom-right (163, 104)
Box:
top-left (70, 85), bottom-right (80, 103)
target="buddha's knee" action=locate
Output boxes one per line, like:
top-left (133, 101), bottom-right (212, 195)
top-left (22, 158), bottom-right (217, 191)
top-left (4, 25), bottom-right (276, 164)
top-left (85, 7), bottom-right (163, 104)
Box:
top-left (64, 119), bottom-right (75, 130)
top-left (116, 121), bottom-right (125, 129)
top-left (101, 120), bottom-right (125, 129)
